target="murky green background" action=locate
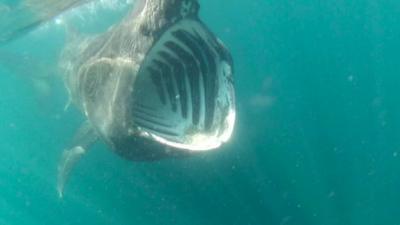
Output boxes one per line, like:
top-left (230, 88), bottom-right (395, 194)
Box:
top-left (1, 0), bottom-right (400, 224)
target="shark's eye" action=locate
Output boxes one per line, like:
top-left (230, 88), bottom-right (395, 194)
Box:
top-left (180, 0), bottom-right (192, 17)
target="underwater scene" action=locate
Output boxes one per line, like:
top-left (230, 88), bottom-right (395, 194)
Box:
top-left (1, 0), bottom-right (400, 224)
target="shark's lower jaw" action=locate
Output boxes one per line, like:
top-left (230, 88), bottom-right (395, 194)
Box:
top-left (108, 133), bottom-right (193, 161)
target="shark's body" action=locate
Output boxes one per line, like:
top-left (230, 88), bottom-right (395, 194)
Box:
top-left (1, 0), bottom-right (236, 197)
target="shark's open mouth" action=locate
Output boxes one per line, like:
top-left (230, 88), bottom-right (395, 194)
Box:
top-left (129, 18), bottom-right (235, 151)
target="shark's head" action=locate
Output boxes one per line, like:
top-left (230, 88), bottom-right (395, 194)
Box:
top-left (66, 0), bottom-right (235, 160)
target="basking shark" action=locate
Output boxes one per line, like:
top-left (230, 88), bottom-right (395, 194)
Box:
top-left (2, 0), bottom-right (236, 197)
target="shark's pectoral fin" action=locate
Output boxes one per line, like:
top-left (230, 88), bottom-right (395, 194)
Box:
top-left (57, 146), bottom-right (87, 198)
top-left (57, 121), bottom-right (98, 198)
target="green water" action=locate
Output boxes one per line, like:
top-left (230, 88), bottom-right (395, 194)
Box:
top-left (1, 0), bottom-right (400, 224)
